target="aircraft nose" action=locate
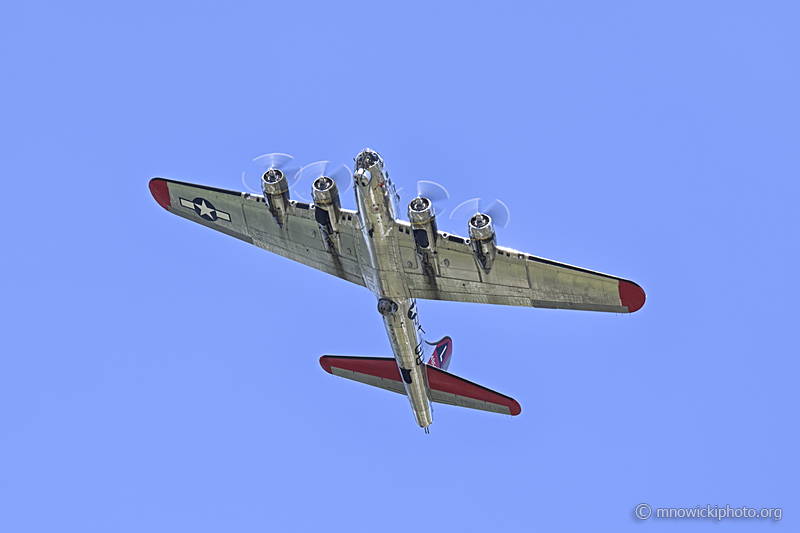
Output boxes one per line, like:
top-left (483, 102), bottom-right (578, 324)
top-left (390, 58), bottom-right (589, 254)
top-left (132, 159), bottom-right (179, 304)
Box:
top-left (356, 149), bottom-right (381, 169)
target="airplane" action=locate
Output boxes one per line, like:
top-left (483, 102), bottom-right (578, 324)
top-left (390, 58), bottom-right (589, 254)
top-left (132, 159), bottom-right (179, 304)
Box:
top-left (149, 149), bottom-right (645, 432)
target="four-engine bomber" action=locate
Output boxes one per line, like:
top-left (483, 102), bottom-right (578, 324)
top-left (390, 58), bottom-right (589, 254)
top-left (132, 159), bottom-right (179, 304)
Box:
top-left (149, 148), bottom-right (646, 430)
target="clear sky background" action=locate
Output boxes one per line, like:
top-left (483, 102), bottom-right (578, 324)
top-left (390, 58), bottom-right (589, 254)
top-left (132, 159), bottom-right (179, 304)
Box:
top-left (2, 1), bottom-right (798, 531)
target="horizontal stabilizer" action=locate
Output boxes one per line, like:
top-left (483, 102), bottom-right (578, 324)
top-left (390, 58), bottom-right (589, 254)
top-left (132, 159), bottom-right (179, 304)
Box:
top-left (426, 365), bottom-right (521, 416)
top-left (320, 356), bottom-right (406, 395)
top-left (319, 356), bottom-right (520, 416)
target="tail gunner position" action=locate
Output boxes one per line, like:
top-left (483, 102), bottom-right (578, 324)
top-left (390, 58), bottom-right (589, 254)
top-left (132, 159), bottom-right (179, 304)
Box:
top-left (149, 149), bottom-right (646, 430)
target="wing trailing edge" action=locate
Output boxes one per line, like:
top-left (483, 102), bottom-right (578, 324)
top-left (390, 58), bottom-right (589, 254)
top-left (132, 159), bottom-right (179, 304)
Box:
top-left (319, 356), bottom-right (520, 416)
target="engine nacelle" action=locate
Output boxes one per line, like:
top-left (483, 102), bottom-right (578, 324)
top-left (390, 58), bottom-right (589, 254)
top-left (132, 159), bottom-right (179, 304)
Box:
top-left (468, 213), bottom-right (497, 273)
top-left (262, 169), bottom-right (290, 227)
top-left (408, 197), bottom-right (440, 276)
top-left (312, 176), bottom-right (342, 233)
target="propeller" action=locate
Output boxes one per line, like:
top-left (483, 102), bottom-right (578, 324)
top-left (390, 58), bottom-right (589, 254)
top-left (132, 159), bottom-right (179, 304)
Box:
top-left (293, 161), bottom-right (353, 203)
top-left (449, 198), bottom-right (511, 228)
top-left (416, 181), bottom-right (450, 203)
top-left (397, 180), bottom-right (450, 216)
top-left (243, 153), bottom-right (301, 193)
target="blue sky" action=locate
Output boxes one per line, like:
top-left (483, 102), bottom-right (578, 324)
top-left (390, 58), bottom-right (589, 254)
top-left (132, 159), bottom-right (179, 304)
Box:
top-left (2, 1), bottom-right (798, 531)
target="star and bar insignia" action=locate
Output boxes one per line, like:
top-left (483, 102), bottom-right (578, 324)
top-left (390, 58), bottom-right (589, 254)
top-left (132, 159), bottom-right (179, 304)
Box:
top-left (179, 197), bottom-right (231, 222)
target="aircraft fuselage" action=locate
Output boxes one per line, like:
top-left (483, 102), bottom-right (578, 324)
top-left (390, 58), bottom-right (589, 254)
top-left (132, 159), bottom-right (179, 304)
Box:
top-left (353, 151), bottom-right (433, 428)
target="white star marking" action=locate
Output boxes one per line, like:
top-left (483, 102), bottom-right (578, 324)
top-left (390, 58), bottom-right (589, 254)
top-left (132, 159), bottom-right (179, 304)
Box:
top-left (197, 200), bottom-right (215, 218)
top-left (178, 197), bottom-right (231, 222)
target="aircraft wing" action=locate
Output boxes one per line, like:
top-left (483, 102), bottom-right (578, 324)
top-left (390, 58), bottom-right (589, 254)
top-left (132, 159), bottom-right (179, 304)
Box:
top-left (149, 178), bottom-right (366, 287)
top-left (395, 225), bottom-right (645, 313)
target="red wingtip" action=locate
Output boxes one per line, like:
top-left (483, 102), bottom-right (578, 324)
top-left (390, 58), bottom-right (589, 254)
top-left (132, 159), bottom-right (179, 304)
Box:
top-left (509, 400), bottom-right (522, 416)
top-left (319, 356), bottom-right (333, 374)
top-left (149, 178), bottom-right (171, 210)
top-left (619, 280), bottom-right (646, 313)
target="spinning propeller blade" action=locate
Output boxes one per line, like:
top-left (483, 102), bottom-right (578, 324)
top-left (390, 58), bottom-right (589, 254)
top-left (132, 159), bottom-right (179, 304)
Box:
top-left (417, 181), bottom-right (450, 203)
top-left (294, 161), bottom-right (353, 203)
top-left (397, 180), bottom-right (450, 216)
top-left (449, 198), bottom-right (511, 228)
top-left (243, 153), bottom-right (301, 193)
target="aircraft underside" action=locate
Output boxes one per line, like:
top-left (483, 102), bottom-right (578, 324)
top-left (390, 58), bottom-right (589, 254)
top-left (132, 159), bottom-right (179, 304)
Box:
top-left (149, 148), bottom-right (645, 430)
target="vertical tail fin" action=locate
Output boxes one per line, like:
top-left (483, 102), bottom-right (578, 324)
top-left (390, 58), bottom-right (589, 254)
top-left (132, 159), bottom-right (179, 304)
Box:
top-left (427, 336), bottom-right (453, 371)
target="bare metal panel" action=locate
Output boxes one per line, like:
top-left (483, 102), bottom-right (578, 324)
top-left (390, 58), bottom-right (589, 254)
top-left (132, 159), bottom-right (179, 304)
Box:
top-left (339, 231), bottom-right (358, 261)
top-left (399, 246), bottom-right (420, 272)
top-left (241, 201), bottom-right (277, 235)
